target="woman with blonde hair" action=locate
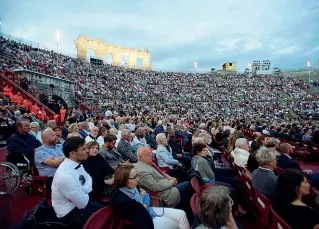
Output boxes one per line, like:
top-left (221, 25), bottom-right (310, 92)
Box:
top-left (82, 141), bottom-right (115, 198)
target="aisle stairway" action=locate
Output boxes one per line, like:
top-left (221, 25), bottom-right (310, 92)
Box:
top-left (0, 70), bottom-right (55, 118)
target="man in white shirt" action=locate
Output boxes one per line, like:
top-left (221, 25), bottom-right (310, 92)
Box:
top-left (51, 137), bottom-right (103, 228)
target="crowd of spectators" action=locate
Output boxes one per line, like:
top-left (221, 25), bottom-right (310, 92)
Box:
top-left (2, 34), bottom-right (319, 229)
top-left (1, 35), bottom-right (318, 120)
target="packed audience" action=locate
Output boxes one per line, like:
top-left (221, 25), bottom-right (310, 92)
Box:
top-left (0, 35), bottom-right (318, 119)
top-left (1, 35), bottom-right (319, 229)
top-left (3, 108), bottom-right (319, 229)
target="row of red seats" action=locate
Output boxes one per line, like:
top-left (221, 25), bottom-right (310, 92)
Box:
top-left (242, 128), bottom-right (319, 161)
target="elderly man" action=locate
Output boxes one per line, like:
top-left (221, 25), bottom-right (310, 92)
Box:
top-left (135, 146), bottom-right (193, 221)
top-left (231, 138), bottom-right (250, 167)
top-left (35, 129), bottom-right (65, 188)
top-left (7, 119), bottom-right (42, 165)
top-left (156, 133), bottom-right (182, 169)
top-left (116, 129), bottom-right (137, 163)
top-left (46, 120), bottom-right (57, 130)
top-left (30, 121), bottom-right (42, 143)
top-left (85, 126), bottom-right (99, 143)
top-left (79, 121), bottom-right (90, 138)
top-left (252, 148), bottom-right (278, 198)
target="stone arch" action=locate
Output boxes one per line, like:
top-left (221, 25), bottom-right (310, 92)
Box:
top-left (75, 35), bottom-right (151, 70)
top-left (87, 49), bottom-right (96, 62)
top-left (39, 88), bottom-right (73, 108)
top-left (104, 52), bottom-right (113, 64)
top-left (136, 57), bottom-right (144, 68)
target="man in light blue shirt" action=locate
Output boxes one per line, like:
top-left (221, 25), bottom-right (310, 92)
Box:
top-left (156, 133), bottom-right (182, 169)
top-left (35, 129), bottom-right (65, 178)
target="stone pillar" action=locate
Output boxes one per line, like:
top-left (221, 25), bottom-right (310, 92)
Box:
top-left (128, 52), bottom-right (137, 68)
top-left (112, 52), bottom-right (121, 66)
top-left (76, 45), bottom-right (87, 60)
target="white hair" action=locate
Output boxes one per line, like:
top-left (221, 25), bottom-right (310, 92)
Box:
top-left (192, 137), bottom-right (204, 144)
top-left (235, 138), bottom-right (247, 148)
top-left (156, 133), bottom-right (166, 144)
top-left (157, 120), bottom-right (163, 126)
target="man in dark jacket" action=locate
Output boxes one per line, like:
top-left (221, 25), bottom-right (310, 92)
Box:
top-left (143, 126), bottom-right (157, 149)
top-left (6, 119), bottom-right (42, 165)
top-left (278, 143), bottom-right (319, 188)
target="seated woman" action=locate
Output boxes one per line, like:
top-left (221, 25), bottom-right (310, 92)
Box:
top-left (195, 186), bottom-right (238, 229)
top-left (82, 141), bottom-right (115, 199)
top-left (131, 127), bottom-right (149, 153)
top-left (191, 142), bottom-right (233, 188)
top-left (111, 163), bottom-right (190, 229)
top-left (272, 169), bottom-right (319, 229)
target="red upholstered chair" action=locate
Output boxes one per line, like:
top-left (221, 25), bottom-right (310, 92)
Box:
top-left (254, 190), bottom-right (271, 227)
top-left (83, 205), bottom-right (132, 229)
top-left (190, 193), bottom-right (199, 215)
top-left (190, 177), bottom-right (214, 194)
top-left (152, 153), bottom-right (170, 174)
top-left (190, 177), bottom-right (201, 194)
top-left (274, 167), bottom-right (284, 177)
top-left (270, 206), bottom-right (292, 229)
top-left (243, 172), bottom-right (254, 202)
top-left (31, 164), bottom-right (48, 197)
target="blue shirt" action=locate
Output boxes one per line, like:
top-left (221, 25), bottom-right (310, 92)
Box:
top-left (35, 144), bottom-right (64, 177)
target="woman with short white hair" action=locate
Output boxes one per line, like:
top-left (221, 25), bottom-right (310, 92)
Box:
top-left (231, 138), bottom-right (250, 167)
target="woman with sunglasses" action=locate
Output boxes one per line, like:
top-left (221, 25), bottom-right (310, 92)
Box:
top-left (195, 186), bottom-right (238, 229)
top-left (111, 163), bottom-right (190, 229)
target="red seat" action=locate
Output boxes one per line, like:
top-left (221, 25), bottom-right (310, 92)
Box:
top-left (83, 205), bottom-right (132, 229)
top-left (31, 164), bottom-right (48, 197)
top-left (254, 190), bottom-right (271, 227)
top-left (190, 176), bottom-right (214, 194)
top-left (190, 193), bottom-right (199, 215)
top-left (152, 153), bottom-right (170, 174)
top-left (270, 206), bottom-right (292, 229)
top-left (243, 172), bottom-right (254, 201)
top-left (274, 167), bottom-right (284, 176)
top-left (190, 177), bottom-right (201, 194)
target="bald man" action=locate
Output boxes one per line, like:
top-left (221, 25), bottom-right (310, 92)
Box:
top-left (134, 146), bottom-right (181, 207)
top-left (85, 126), bottom-right (99, 143)
top-left (135, 146), bottom-right (193, 221)
top-left (35, 129), bottom-right (65, 178)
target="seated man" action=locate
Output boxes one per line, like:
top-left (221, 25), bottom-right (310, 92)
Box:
top-left (231, 138), bottom-right (250, 167)
top-left (85, 126), bottom-right (99, 143)
top-left (117, 129), bottom-right (137, 163)
top-left (156, 133), bottom-right (189, 181)
top-left (98, 134), bottom-right (124, 169)
top-left (143, 126), bottom-right (157, 149)
top-left (252, 148), bottom-right (278, 198)
top-left (51, 137), bottom-right (103, 229)
top-left (135, 146), bottom-right (193, 221)
top-left (278, 143), bottom-right (319, 188)
top-left (79, 121), bottom-right (90, 138)
top-left (167, 128), bottom-right (192, 169)
top-left (35, 129), bottom-right (65, 188)
top-left (6, 119), bottom-right (42, 166)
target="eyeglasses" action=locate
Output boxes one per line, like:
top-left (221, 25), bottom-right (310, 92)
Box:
top-left (128, 174), bottom-right (138, 180)
top-left (228, 197), bottom-right (234, 208)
